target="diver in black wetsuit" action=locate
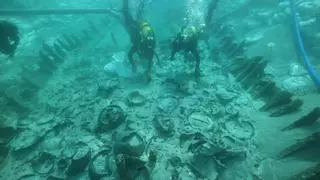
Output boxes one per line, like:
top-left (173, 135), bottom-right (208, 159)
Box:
top-left (170, 0), bottom-right (220, 77)
top-left (171, 25), bottom-right (201, 77)
top-left (122, 0), bottom-right (158, 81)
top-left (0, 20), bottom-right (20, 57)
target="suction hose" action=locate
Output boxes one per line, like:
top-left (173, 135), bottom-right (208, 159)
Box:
top-left (290, 0), bottom-right (320, 89)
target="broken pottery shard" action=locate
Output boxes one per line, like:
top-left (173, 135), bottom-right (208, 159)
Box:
top-left (96, 105), bottom-right (126, 132)
top-left (225, 103), bottom-right (239, 117)
top-left (113, 130), bottom-right (146, 157)
top-left (157, 95), bottom-right (179, 113)
top-left (96, 79), bottom-right (119, 98)
top-left (89, 149), bottom-right (110, 180)
top-left (115, 153), bottom-right (150, 180)
top-left (278, 132), bottom-right (320, 159)
top-left (210, 103), bottom-right (222, 117)
top-left (215, 86), bottom-right (237, 105)
top-left (153, 114), bottom-right (175, 136)
top-left (10, 129), bottom-right (40, 152)
top-left (31, 152), bottom-right (55, 174)
top-left (282, 107), bottom-right (320, 131)
top-left (127, 91), bottom-right (147, 106)
top-left (67, 143), bottom-right (91, 176)
top-left (189, 154), bottom-right (219, 179)
top-left (225, 119), bottom-right (255, 141)
top-left (188, 111), bottom-right (215, 132)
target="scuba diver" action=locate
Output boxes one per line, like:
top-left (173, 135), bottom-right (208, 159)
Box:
top-left (171, 25), bottom-right (201, 77)
top-left (0, 20), bottom-right (20, 57)
top-left (122, 0), bottom-right (158, 81)
top-left (170, 0), bottom-right (220, 78)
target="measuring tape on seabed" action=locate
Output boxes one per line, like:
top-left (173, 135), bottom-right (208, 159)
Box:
top-left (290, 0), bottom-right (320, 89)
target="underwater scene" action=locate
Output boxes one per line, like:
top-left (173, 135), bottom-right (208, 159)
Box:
top-left (0, 0), bottom-right (320, 179)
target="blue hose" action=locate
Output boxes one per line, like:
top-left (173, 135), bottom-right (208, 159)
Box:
top-left (290, 0), bottom-right (320, 89)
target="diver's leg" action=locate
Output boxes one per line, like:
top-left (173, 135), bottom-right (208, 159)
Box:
top-left (171, 39), bottom-right (180, 61)
top-left (192, 49), bottom-right (201, 77)
top-left (154, 51), bottom-right (161, 66)
top-left (146, 52), bottom-right (154, 82)
top-left (170, 50), bottom-right (177, 61)
top-left (128, 45), bottom-right (138, 72)
top-left (204, 38), bottom-right (210, 50)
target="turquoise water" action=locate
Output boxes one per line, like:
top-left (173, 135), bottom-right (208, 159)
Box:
top-left (0, 0), bottom-right (320, 179)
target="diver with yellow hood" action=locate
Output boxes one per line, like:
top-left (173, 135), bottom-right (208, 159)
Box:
top-left (171, 25), bottom-right (201, 77)
top-left (170, 0), bottom-right (220, 77)
top-left (122, 0), bottom-right (158, 81)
